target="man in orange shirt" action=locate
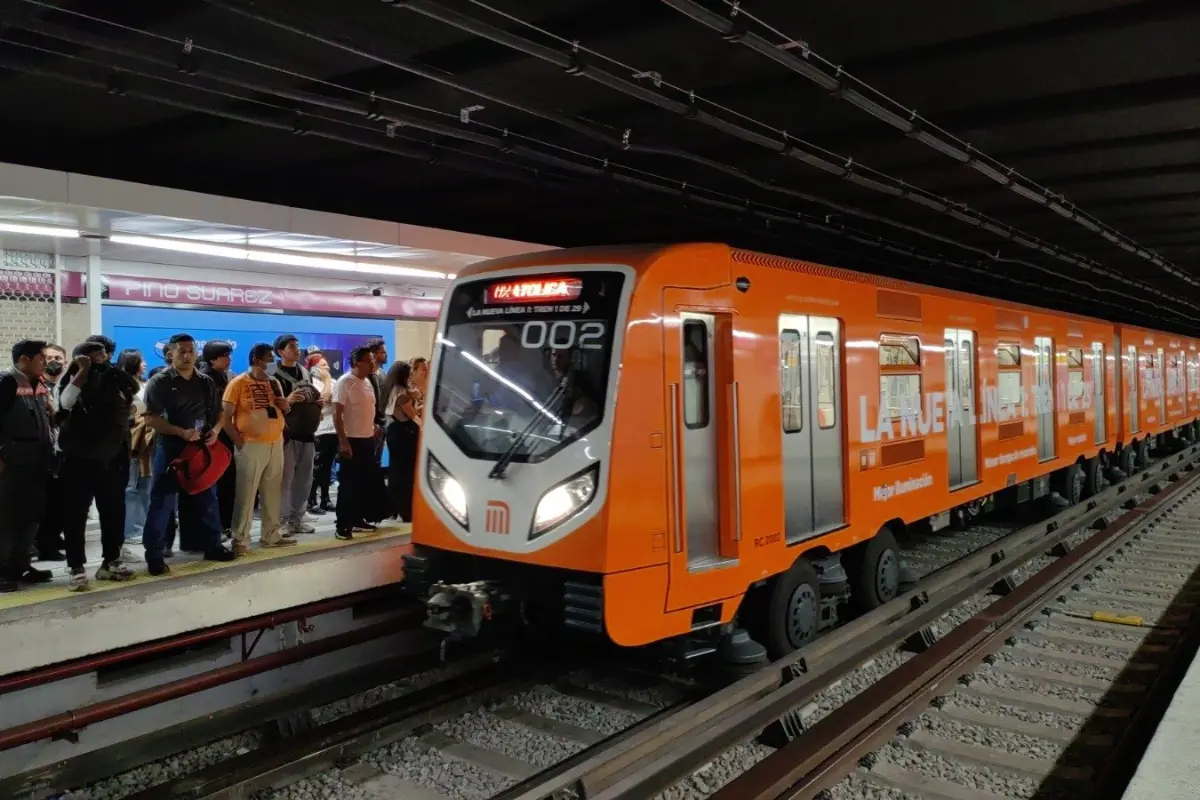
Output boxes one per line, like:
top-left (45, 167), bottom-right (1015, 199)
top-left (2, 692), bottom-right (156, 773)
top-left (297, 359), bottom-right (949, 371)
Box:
top-left (222, 343), bottom-right (297, 553)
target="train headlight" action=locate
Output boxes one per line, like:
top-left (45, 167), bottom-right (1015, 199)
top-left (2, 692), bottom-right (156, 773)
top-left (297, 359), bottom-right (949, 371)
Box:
top-left (427, 455), bottom-right (468, 527)
top-left (531, 464), bottom-right (599, 538)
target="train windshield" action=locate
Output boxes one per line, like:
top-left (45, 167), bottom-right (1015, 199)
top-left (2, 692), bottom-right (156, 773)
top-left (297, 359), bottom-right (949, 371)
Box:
top-left (431, 270), bottom-right (624, 463)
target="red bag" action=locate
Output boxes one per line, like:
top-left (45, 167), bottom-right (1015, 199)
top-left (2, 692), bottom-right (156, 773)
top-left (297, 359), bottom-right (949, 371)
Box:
top-left (169, 439), bottom-right (232, 495)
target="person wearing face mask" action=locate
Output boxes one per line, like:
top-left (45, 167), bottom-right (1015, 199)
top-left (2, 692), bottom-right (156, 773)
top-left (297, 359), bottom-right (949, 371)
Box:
top-left (57, 341), bottom-right (138, 591)
top-left (223, 343), bottom-right (298, 554)
top-left (34, 344), bottom-right (67, 562)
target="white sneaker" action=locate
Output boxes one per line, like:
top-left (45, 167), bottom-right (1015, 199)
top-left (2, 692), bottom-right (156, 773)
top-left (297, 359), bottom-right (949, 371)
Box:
top-left (289, 519), bottom-right (316, 535)
top-left (121, 546), bottom-right (144, 562)
top-left (68, 569), bottom-right (90, 592)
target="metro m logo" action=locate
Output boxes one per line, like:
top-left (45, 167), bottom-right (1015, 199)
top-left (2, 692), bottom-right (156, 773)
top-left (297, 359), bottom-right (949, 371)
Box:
top-left (484, 501), bottom-right (510, 535)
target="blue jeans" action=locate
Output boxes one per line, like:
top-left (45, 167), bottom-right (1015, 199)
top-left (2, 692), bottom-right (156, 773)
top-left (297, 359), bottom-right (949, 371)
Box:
top-left (124, 460), bottom-right (151, 544)
top-left (142, 443), bottom-right (222, 564)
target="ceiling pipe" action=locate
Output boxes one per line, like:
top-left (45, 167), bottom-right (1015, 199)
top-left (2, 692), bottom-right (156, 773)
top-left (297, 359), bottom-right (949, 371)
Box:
top-left (191, 0), bottom-right (1167, 305)
top-left (2, 15), bottom-right (1071, 289)
top-left (6, 3), bottom-right (1185, 325)
top-left (381, 0), bottom-right (1197, 315)
top-left (657, 0), bottom-right (1198, 291)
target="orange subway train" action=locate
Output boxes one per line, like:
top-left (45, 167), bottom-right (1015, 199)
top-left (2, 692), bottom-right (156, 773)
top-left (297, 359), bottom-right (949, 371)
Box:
top-left (402, 243), bottom-right (1200, 663)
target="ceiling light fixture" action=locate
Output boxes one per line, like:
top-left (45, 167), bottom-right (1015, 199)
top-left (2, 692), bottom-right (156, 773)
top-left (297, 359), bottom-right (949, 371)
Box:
top-left (109, 234), bottom-right (449, 280)
top-left (0, 222), bottom-right (81, 238)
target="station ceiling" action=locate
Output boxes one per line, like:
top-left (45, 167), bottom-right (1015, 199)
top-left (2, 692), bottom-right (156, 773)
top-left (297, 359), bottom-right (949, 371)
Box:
top-left (1, 0), bottom-right (1198, 331)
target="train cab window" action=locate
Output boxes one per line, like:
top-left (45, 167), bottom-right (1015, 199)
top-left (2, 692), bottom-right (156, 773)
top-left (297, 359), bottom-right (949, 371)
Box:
top-left (879, 334), bottom-right (921, 419)
top-left (682, 320), bottom-right (710, 428)
top-left (780, 329), bottom-right (803, 433)
top-left (997, 342), bottom-right (1022, 410)
top-left (1067, 347), bottom-right (1086, 408)
top-left (815, 332), bottom-right (836, 429)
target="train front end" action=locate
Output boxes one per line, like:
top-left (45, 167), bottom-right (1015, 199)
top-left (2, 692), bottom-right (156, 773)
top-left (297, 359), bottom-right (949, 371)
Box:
top-left (404, 261), bottom-right (635, 643)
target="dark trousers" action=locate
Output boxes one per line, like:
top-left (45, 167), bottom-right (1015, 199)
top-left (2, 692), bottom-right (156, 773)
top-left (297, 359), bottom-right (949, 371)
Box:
top-left (386, 420), bottom-right (419, 522)
top-left (61, 450), bottom-right (129, 570)
top-left (176, 492), bottom-right (208, 552)
top-left (215, 435), bottom-right (237, 531)
top-left (310, 433), bottom-right (338, 506)
top-left (143, 443), bottom-right (222, 565)
top-left (335, 437), bottom-right (374, 532)
top-left (0, 466), bottom-right (47, 579)
top-left (36, 468), bottom-right (65, 556)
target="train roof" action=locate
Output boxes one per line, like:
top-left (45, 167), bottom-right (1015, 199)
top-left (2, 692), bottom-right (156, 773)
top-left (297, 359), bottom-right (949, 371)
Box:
top-left (452, 243), bottom-right (1131, 331)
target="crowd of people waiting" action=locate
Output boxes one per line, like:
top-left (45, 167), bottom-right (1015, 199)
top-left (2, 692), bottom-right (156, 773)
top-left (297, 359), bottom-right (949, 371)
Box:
top-left (0, 333), bottom-right (428, 593)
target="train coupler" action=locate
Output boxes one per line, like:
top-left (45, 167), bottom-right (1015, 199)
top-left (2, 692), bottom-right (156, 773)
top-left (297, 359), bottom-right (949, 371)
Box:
top-left (424, 580), bottom-right (513, 639)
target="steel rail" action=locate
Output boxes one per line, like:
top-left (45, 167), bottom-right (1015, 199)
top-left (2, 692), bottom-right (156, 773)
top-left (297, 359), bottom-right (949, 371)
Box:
top-left (719, 458), bottom-right (1200, 800)
top-left (0, 612), bottom-right (426, 752)
top-left (121, 651), bottom-right (533, 800)
top-left (0, 586), bottom-right (418, 693)
top-left (504, 443), bottom-right (1200, 800)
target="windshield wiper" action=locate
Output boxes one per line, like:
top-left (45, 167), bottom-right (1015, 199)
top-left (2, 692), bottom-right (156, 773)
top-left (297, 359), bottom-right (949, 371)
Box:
top-left (487, 372), bottom-right (570, 480)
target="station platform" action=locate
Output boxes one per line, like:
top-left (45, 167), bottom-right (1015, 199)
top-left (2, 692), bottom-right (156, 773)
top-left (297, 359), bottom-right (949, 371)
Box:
top-left (0, 512), bottom-right (412, 677)
top-left (1121, 645), bottom-right (1200, 800)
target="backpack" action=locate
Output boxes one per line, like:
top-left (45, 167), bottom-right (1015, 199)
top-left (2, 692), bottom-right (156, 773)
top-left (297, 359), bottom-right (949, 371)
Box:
top-left (274, 363), bottom-right (321, 441)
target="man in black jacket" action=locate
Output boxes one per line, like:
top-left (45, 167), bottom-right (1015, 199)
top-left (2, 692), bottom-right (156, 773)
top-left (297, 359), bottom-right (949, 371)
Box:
top-left (0, 340), bottom-right (54, 592)
top-left (58, 341), bottom-right (138, 591)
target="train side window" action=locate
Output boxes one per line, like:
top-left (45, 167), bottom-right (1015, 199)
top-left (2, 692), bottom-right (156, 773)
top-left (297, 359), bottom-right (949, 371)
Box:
top-left (997, 342), bottom-right (1022, 409)
top-left (879, 333), bottom-right (921, 419)
top-left (815, 332), bottom-right (836, 429)
top-left (780, 329), bottom-right (803, 433)
top-left (682, 320), bottom-right (710, 429)
top-left (1189, 357), bottom-right (1199, 393)
top-left (1067, 347), bottom-right (1086, 408)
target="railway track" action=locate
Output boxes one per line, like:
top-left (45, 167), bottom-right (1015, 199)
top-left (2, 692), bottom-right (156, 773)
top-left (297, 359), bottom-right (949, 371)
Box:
top-left (102, 650), bottom-right (697, 800)
top-left (503, 443), bottom-right (1200, 800)
top-left (719, 467), bottom-right (1200, 800)
top-left (55, 446), bottom-right (1200, 800)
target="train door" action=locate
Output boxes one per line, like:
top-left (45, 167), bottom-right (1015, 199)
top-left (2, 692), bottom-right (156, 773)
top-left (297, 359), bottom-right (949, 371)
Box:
top-left (779, 314), bottom-right (845, 543)
top-left (1092, 342), bottom-right (1106, 445)
top-left (1035, 336), bottom-right (1056, 461)
top-left (1127, 345), bottom-right (1139, 433)
top-left (944, 328), bottom-right (978, 489)
top-left (673, 311), bottom-right (725, 570)
top-left (1157, 348), bottom-right (1166, 425)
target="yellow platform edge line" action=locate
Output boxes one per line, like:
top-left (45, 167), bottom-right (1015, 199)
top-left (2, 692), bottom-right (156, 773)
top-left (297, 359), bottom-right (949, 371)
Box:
top-left (0, 523), bottom-right (412, 612)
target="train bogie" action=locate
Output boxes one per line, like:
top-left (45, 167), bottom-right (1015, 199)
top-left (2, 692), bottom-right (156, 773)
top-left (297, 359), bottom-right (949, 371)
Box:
top-left (404, 243), bottom-right (1200, 662)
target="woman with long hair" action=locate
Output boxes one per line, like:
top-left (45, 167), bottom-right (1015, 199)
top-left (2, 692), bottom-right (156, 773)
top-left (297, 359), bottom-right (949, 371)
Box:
top-left (382, 360), bottom-right (421, 522)
top-left (307, 350), bottom-right (338, 514)
top-left (409, 357), bottom-right (429, 414)
top-left (118, 349), bottom-right (149, 562)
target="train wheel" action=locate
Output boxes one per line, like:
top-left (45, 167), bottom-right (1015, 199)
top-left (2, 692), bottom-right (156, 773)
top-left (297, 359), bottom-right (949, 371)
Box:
top-left (1135, 438), bottom-right (1151, 469)
top-left (758, 557), bottom-right (822, 660)
top-left (845, 527), bottom-right (902, 614)
top-left (1082, 457), bottom-right (1103, 498)
top-left (1059, 463), bottom-right (1085, 506)
top-left (1119, 446), bottom-right (1137, 477)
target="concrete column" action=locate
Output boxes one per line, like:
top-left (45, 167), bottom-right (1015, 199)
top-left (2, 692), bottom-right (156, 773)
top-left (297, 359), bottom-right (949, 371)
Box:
top-left (393, 319), bottom-right (435, 363)
top-left (87, 252), bottom-right (103, 335)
